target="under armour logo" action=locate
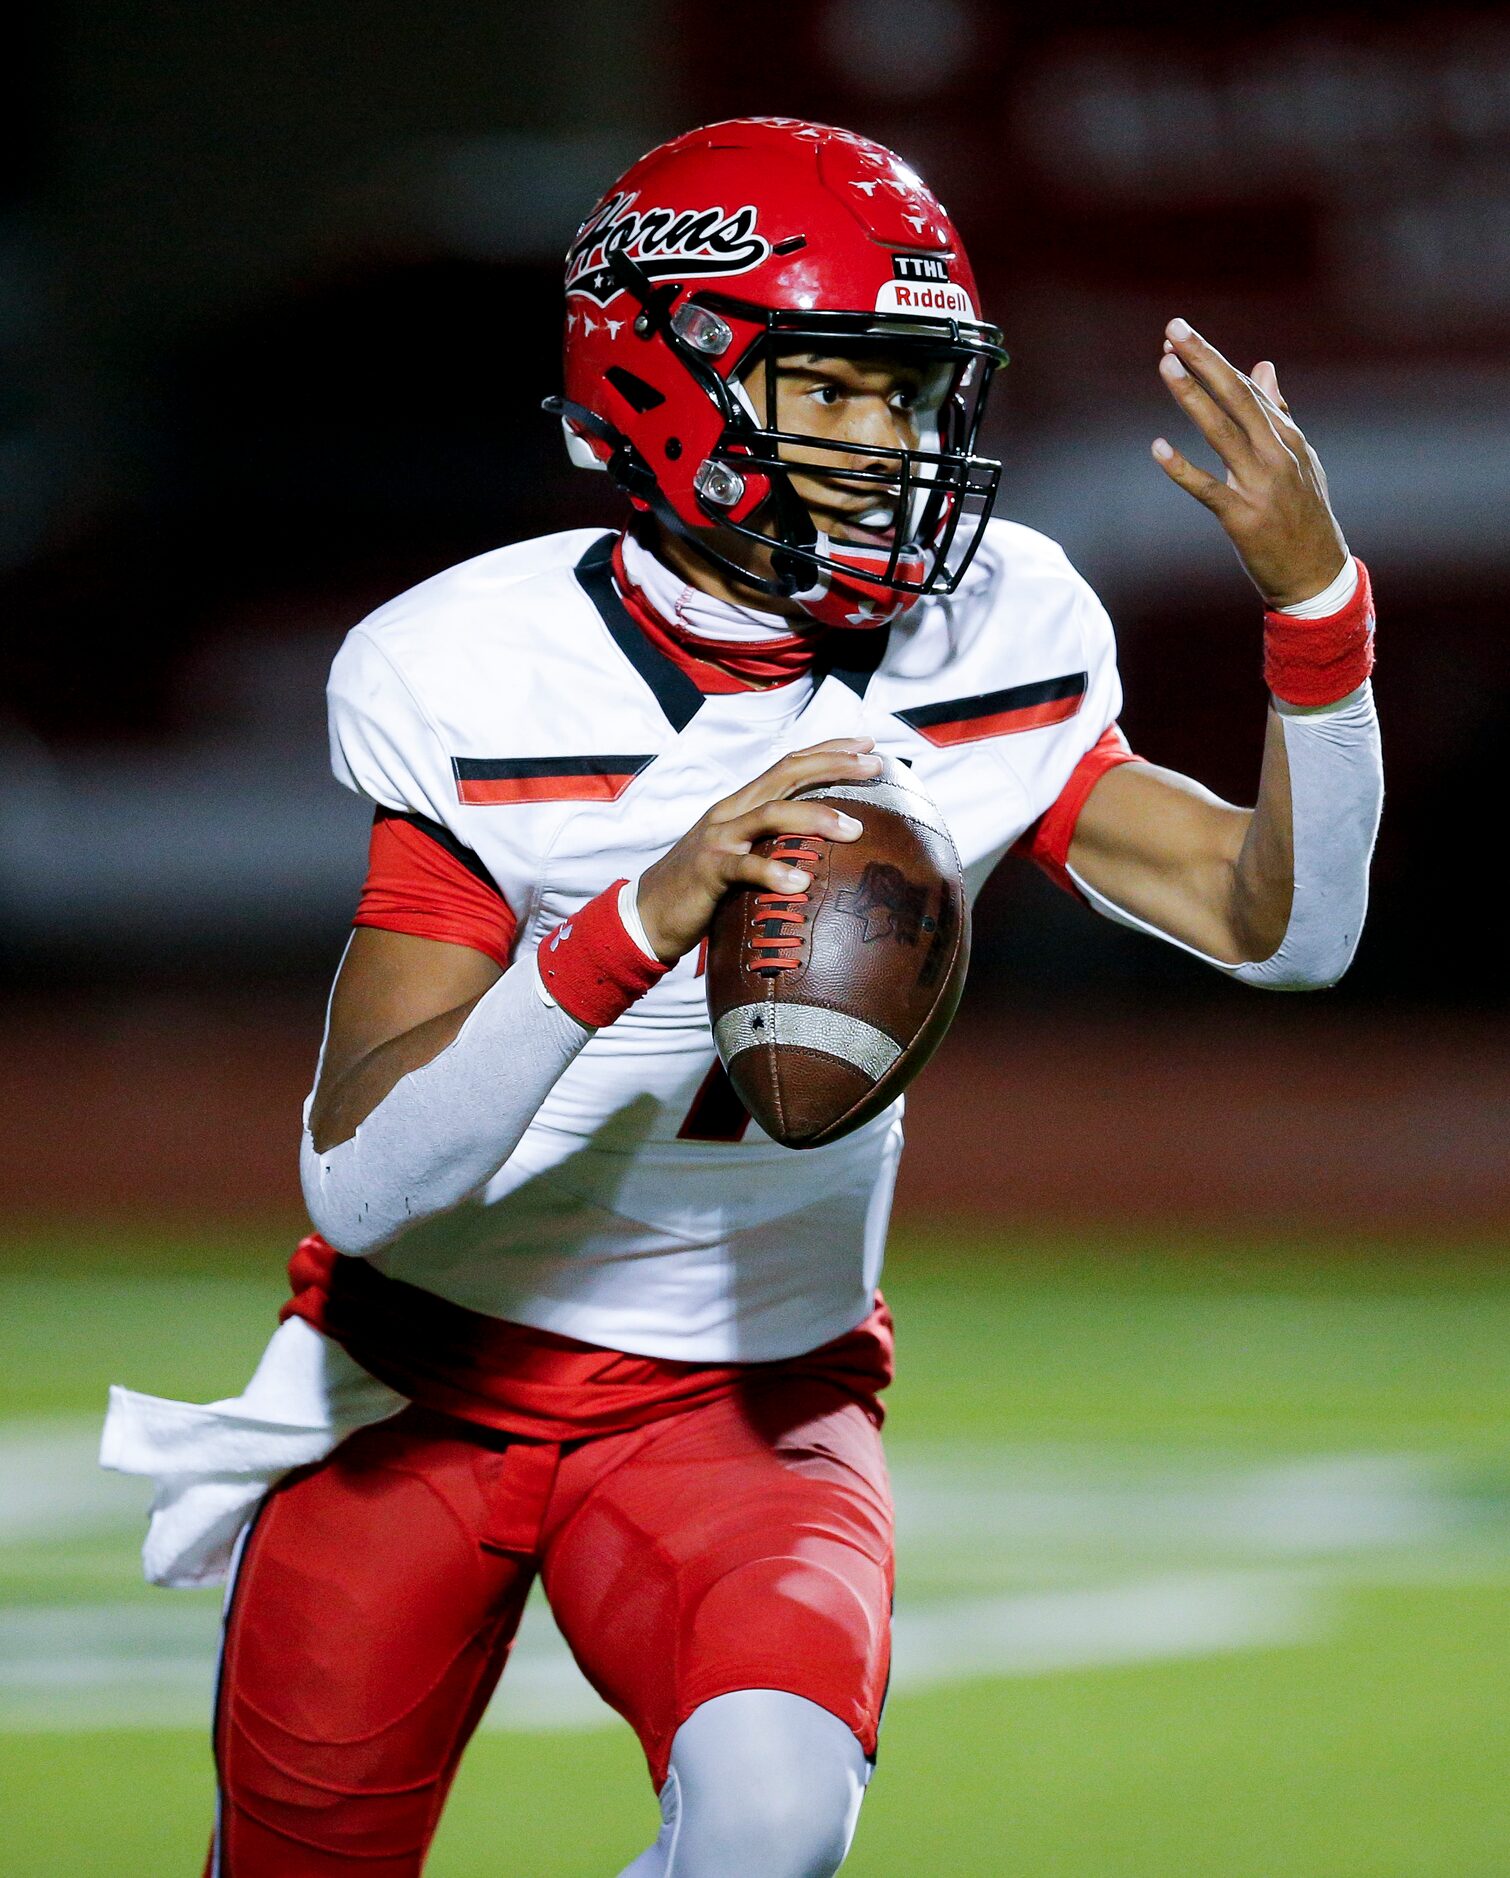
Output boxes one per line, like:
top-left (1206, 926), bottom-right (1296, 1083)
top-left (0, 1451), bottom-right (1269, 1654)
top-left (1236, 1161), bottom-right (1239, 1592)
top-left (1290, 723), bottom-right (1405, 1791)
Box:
top-left (549, 922), bottom-right (574, 951)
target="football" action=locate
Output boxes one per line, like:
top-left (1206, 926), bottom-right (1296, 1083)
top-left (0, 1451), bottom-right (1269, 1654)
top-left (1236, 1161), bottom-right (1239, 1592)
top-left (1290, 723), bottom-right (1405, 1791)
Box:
top-left (706, 756), bottom-right (970, 1148)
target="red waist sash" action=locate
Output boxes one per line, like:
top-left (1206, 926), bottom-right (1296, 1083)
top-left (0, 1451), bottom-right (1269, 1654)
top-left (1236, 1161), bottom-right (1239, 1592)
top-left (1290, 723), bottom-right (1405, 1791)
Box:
top-left (282, 1235), bottom-right (893, 1441)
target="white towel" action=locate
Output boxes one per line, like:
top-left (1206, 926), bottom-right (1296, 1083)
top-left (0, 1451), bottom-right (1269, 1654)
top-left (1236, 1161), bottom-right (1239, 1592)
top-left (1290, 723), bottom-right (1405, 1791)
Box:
top-left (100, 1317), bottom-right (406, 1588)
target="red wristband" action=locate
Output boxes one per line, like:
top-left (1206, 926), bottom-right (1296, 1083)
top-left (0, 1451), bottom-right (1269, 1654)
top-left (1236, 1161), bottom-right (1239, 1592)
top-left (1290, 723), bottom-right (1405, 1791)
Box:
top-left (537, 880), bottom-right (669, 1028)
top-left (1263, 560), bottom-right (1376, 708)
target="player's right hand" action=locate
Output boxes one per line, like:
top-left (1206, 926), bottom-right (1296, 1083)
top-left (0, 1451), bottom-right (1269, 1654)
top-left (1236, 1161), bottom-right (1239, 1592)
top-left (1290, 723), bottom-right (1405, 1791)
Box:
top-left (636, 738), bottom-right (882, 963)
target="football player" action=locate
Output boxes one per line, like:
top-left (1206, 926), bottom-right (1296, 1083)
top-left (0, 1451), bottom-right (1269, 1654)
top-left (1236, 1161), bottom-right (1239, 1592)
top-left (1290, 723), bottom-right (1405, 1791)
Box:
top-left (103, 118), bottom-right (1381, 1876)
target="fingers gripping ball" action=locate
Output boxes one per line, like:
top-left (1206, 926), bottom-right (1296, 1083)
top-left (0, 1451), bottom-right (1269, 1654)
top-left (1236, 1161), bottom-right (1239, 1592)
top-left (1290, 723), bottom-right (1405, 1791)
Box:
top-left (706, 757), bottom-right (970, 1148)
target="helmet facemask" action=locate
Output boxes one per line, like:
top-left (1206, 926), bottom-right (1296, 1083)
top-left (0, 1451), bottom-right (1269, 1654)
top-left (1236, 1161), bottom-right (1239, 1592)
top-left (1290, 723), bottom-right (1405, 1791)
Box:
top-left (675, 298), bottom-right (1005, 626)
top-left (549, 246), bottom-right (1007, 630)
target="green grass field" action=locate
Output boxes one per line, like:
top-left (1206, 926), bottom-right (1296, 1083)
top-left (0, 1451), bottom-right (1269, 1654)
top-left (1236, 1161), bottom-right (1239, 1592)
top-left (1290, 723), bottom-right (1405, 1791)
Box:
top-left (2, 1226), bottom-right (1508, 1876)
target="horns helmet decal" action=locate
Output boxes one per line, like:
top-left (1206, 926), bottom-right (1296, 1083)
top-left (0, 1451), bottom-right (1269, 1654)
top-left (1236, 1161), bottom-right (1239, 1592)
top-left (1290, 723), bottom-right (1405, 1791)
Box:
top-left (565, 194), bottom-right (772, 307)
top-left (546, 117), bottom-right (1009, 628)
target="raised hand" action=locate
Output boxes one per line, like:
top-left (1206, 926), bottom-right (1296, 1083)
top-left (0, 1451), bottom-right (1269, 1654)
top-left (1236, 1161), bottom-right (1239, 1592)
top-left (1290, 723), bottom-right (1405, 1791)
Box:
top-left (1151, 318), bottom-right (1349, 610)
top-left (636, 738), bottom-right (879, 963)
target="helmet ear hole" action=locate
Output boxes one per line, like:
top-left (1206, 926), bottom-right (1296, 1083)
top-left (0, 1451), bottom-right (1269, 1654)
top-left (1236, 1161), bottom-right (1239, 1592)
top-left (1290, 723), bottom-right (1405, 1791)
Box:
top-left (605, 366), bottom-right (666, 414)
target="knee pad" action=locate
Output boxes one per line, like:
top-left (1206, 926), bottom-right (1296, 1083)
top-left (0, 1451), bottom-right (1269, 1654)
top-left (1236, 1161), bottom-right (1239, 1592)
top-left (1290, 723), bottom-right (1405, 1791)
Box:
top-left (683, 1552), bottom-right (888, 1754)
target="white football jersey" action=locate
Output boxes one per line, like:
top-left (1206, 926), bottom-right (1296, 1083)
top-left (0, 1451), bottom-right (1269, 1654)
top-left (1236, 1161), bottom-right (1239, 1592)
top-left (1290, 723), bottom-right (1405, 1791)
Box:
top-left (324, 520), bottom-right (1123, 1361)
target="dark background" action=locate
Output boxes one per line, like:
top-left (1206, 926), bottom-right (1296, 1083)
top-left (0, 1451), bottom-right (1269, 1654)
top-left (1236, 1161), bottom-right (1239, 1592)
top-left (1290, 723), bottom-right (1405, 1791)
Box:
top-left (2, 0), bottom-right (1504, 1223)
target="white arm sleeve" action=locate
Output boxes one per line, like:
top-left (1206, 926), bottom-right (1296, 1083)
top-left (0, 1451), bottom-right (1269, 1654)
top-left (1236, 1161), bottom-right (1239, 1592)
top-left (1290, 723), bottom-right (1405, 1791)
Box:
top-left (1067, 680), bottom-right (1383, 990)
top-left (300, 953), bottom-right (591, 1257)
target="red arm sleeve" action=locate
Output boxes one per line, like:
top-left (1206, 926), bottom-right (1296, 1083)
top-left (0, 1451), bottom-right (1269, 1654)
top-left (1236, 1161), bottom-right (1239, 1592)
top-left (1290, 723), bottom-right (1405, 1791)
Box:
top-left (353, 810), bottom-right (517, 967)
top-left (1013, 725), bottom-right (1145, 898)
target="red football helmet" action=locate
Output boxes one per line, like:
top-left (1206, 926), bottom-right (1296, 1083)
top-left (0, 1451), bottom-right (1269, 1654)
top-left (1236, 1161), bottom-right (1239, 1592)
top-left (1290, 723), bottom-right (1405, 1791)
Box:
top-left (545, 117), bottom-right (1008, 627)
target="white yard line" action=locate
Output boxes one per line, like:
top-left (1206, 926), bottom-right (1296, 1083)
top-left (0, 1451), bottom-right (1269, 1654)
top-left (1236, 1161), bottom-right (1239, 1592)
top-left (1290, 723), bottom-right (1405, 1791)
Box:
top-left (0, 1421), bottom-right (144, 1541)
top-left (889, 1450), bottom-right (1471, 1556)
top-left (1, 1422), bottom-right (1477, 1554)
top-left (0, 1570), bottom-right (1318, 1735)
top-left (0, 1421), bottom-right (1501, 1734)
top-left (890, 1571), bottom-right (1316, 1688)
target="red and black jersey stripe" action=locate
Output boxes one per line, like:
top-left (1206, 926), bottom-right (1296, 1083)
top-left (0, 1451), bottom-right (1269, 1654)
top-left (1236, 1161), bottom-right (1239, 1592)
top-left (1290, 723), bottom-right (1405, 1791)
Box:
top-left (452, 754), bottom-right (656, 806)
top-left (897, 672), bottom-right (1087, 747)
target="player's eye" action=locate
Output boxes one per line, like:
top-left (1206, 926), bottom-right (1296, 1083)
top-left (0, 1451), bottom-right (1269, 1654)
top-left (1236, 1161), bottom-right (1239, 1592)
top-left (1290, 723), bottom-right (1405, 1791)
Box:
top-left (808, 383), bottom-right (843, 406)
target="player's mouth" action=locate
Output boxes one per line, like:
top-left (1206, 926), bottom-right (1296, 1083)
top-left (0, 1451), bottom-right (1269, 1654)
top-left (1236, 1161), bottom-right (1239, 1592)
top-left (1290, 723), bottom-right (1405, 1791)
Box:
top-left (826, 504), bottom-right (902, 548)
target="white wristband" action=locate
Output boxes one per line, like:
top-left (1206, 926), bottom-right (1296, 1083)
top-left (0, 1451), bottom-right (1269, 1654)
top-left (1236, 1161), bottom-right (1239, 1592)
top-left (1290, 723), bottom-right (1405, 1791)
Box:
top-left (617, 875), bottom-right (660, 963)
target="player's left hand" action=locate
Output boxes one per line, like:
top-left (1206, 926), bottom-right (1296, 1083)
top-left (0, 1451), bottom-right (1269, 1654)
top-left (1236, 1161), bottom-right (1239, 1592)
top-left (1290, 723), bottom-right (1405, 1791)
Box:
top-left (1151, 318), bottom-right (1349, 610)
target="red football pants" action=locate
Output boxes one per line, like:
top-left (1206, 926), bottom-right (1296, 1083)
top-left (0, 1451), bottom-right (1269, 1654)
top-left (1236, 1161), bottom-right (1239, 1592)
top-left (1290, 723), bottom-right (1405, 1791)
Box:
top-left (207, 1378), bottom-right (893, 1875)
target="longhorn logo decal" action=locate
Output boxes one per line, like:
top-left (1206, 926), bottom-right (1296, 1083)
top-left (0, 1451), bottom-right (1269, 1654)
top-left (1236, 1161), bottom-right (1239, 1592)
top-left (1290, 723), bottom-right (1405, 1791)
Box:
top-left (835, 862), bottom-right (929, 945)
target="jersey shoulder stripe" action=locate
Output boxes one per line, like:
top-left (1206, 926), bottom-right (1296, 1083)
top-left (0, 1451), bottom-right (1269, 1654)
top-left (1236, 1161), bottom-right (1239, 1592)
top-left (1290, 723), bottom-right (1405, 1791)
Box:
top-left (453, 753), bottom-right (657, 805)
top-left (897, 672), bottom-right (1088, 746)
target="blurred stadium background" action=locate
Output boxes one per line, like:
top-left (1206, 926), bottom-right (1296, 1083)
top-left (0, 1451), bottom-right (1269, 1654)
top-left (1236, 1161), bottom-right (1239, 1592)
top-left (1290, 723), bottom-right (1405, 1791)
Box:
top-left (1, 2), bottom-right (1507, 1872)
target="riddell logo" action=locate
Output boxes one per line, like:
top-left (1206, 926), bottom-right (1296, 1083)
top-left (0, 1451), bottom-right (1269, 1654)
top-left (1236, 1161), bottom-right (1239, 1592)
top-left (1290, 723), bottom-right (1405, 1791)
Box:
top-left (874, 277), bottom-right (975, 319)
top-left (892, 254), bottom-right (950, 283)
top-left (566, 192), bottom-right (772, 306)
